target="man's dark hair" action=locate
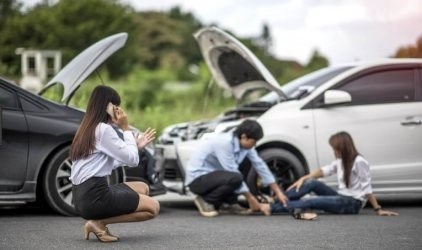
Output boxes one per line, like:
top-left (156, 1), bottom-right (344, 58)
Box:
top-left (233, 119), bottom-right (263, 141)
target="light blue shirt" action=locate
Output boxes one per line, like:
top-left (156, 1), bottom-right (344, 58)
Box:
top-left (185, 132), bottom-right (276, 194)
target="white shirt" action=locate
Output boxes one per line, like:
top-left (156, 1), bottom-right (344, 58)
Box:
top-left (70, 123), bottom-right (139, 185)
top-left (321, 155), bottom-right (373, 204)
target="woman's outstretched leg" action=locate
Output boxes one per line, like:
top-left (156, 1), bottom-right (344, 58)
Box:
top-left (285, 179), bottom-right (338, 200)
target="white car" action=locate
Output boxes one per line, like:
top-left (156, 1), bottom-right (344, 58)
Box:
top-left (156, 27), bottom-right (422, 197)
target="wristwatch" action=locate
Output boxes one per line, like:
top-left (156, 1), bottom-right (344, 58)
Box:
top-left (374, 205), bottom-right (382, 212)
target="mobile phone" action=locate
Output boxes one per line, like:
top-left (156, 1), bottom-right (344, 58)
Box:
top-left (106, 102), bottom-right (116, 120)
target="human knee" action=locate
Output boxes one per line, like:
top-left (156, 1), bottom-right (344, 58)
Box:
top-left (147, 201), bottom-right (160, 219)
top-left (143, 198), bottom-right (160, 217)
top-left (229, 173), bottom-right (243, 186)
top-left (154, 200), bottom-right (160, 215)
top-left (303, 179), bottom-right (319, 187)
top-left (140, 182), bottom-right (150, 195)
top-left (135, 181), bottom-right (149, 195)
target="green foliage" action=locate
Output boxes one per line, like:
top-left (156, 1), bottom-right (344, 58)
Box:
top-left (305, 50), bottom-right (329, 72)
top-left (240, 37), bottom-right (307, 85)
top-left (133, 8), bottom-right (202, 79)
top-left (0, 0), bottom-right (137, 77)
top-left (254, 23), bottom-right (273, 55)
top-left (1, 0), bottom-right (332, 136)
top-left (64, 65), bottom-right (234, 134)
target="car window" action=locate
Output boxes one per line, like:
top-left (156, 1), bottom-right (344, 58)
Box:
top-left (282, 66), bottom-right (353, 99)
top-left (0, 86), bottom-right (18, 108)
top-left (39, 83), bottom-right (64, 103)
top-left (417, 68), bottom-right (422, 101)
top-left (20, 96), bottom-right (46, 112)
top-left (235, 66), bottom-right (354, 105)
top-left (336, 69), bottom-right (415, 105)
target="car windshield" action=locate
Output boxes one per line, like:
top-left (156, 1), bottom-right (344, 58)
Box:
top-left (258, 65), bottom-right (354, 103)
top-left (39, 83), bottom-right (64, 103)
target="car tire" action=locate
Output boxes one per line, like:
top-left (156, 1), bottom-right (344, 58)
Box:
top-left (43, 146), bottom-right (124, 216)
top-left (246, 148), bottom-right (306, 196)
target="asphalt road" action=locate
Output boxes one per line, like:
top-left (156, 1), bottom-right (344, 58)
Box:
top-left (0, 195), bottom-right (421, 250)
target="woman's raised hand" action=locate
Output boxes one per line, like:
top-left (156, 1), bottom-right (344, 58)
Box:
top-left (114, 107), bottom-right (130, 131)
top-left (136, 127), bottom-right (156, 149)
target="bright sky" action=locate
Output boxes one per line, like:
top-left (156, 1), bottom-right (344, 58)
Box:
top-left (22, 0), bottom-right (422, 65)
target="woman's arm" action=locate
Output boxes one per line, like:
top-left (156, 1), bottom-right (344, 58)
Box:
top-left (367, 194), bottom-right (399, 216)
top-left (287, 168), bottom-right (324, 192)
top-left (357, 158), bottom-right (398, 216)
top-left (100, 125), bottom-right (139, 167)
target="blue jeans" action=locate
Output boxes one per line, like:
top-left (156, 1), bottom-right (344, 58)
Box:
top-left (271, 179), bottom-right (362, 214)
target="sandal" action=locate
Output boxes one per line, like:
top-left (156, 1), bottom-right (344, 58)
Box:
top-left (293, 212), bottom-right (317, 220)
top-left (292, 209), bottom-right (317, 220)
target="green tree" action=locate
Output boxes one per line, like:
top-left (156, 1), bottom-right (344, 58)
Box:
top-left (0, 0), bottom-right (21, 27)
top-left (134, 7), bottom-right (203, 80)
top-left (305, 50), bottom-right (328, 72)
top-left (0, 0), bottom-right (138, 78)
top-left (0, 0), bottom-right (23, 75)
top-left (255, 22), bottom-right (273, 55)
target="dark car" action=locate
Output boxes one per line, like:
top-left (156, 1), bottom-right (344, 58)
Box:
top-left (0, 33), bottom-right (166, 216)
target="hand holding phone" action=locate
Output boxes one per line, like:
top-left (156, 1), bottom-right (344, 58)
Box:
top-left (106, 102), bottom-right (116, 121)
top-left (107, 103), bottom-right (129, 130)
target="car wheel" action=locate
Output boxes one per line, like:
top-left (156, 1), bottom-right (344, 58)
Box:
top-left (43, 146), bottom-right (125, 216)
top-left (246, 148), bottom-right (306, 196)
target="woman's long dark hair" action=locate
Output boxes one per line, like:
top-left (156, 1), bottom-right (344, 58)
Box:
top-left (329, 131), bottom-right (359, 188)
top-left (70, 85), bottom-right (121, 161)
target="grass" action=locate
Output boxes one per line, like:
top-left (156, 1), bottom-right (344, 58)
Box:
top-left (42, 66), bottom-right (236, 135)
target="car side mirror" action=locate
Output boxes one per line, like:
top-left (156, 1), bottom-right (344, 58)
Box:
top-left (323, 90), bottom-right (352, 105)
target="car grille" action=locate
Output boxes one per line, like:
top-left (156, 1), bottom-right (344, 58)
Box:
top-left (163, 159), bottom-right (183, 180)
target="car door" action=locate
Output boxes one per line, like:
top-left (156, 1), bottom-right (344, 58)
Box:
top-left (311, 66), bottom-right (422, 193)
top-left (0, 83), bottom-right (29, 192)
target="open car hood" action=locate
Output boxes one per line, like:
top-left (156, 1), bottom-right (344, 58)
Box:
top-left (194, 27), bottom-right (286, 101)
top-left (39, 33), bottom-right (128, 103)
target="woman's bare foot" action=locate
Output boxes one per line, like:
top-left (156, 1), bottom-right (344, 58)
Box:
top-left (259, 203), bottom-right (271, 216)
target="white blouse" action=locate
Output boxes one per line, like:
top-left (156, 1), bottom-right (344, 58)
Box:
top-left (321, 155), bottom-right (373, 204)
top-left (70, 123), bottom-right (139, 185)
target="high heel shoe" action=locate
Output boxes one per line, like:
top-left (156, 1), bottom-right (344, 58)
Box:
top-left (105, 227), bottom-right (118, 238)
top-left (83, 221), bottom-right (119, 242)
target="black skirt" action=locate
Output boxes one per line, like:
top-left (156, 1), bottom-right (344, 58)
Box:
top-left (72, 177), bottom-right (139, 220)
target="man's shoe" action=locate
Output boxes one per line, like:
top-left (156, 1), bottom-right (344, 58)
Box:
top-left (194, 196), bottom-right (219, 217)
top-left (219, 203), bottom-right (251, 215)
top-left (149, 182), bottom-right (167, 196)
top-left (149, 173), bottom-right (160, 184)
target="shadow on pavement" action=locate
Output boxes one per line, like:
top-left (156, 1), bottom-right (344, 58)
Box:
top-left (1, 193), bottom-right (420, 216)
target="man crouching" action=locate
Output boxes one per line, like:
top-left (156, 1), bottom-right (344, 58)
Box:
top-left (185, 119), bottom-right (287, 217)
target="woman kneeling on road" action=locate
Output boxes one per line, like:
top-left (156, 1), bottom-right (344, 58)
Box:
top-left (70, 86), bottom-right (159, 242)
top-left (260, 131), bottom-right (398, 220)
